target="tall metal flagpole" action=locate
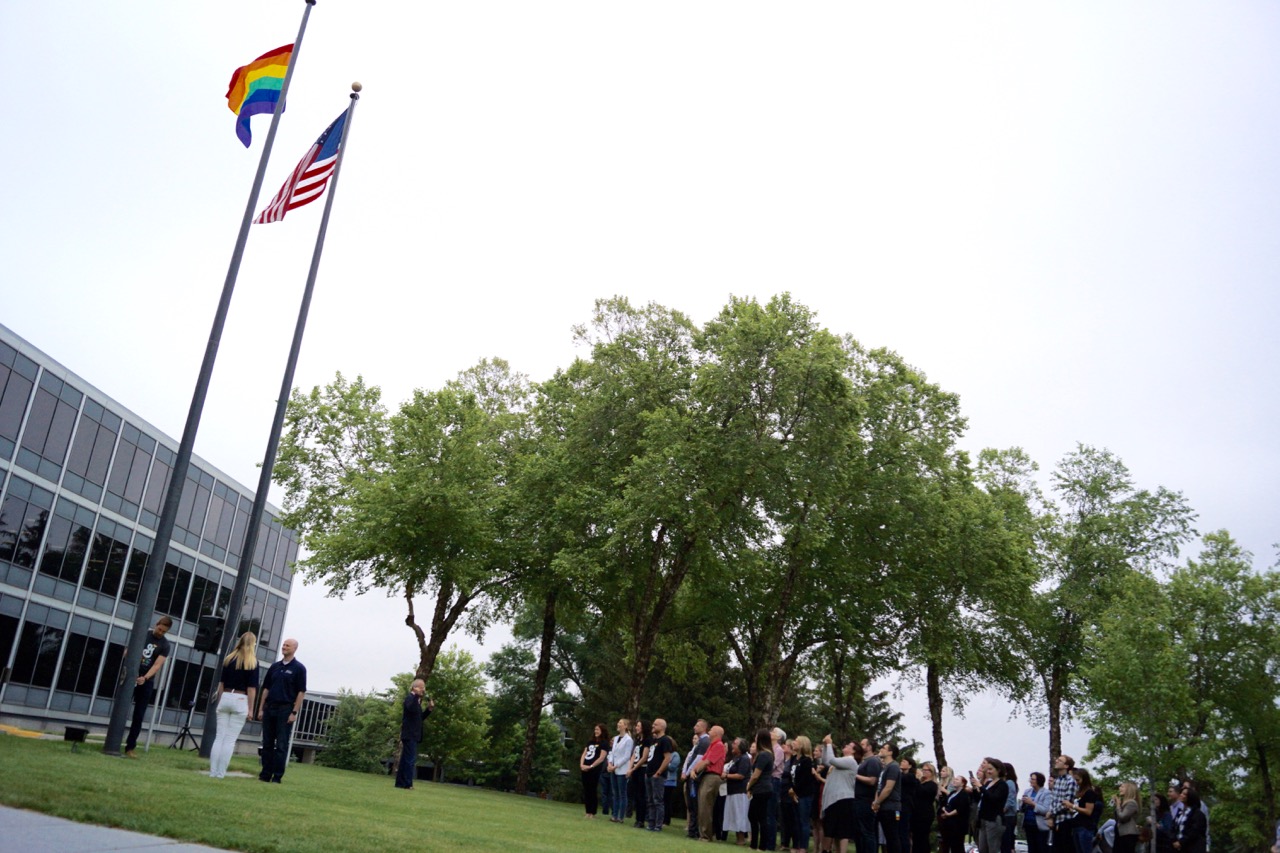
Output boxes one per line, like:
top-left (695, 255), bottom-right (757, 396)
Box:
top-left (199, 85), bottom-right (361, 757)
top-left (103, 0), bottom-right (318, 756)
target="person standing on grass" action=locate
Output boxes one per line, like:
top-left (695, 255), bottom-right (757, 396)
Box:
top-left (628, 720), bottom-right (650, 827)
top-left (124, 615), bottom-right (172, 758)
top-left (579, 723), bottom-right (610, 817)
top-left (664, 740), bottom-right (681, 827)
top-left (607, 717), bottom-right (633, 823)
top-left (871, 742), bottom-right (903, 853)
top-left (645, 718), bottom-right (675, 831)
top-left (209, 631), bottom-right (259, 779)
top-left (748, 728), bottom-right (777, 850)
top-left (694, 724), bottom-right (728, 841)
top-left (256, 637), bottom-right (307, 783)
top-left (395, 678), bottom-right (432, 789)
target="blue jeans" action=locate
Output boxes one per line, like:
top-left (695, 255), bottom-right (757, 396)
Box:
top-left (795, 795), bottom-right (814, 852)
top-left (1072, 826), bottom-right (1096, 853)
top-left (259, 704), bottom-right (294, 781)
top-left (647, 775), bottom-right (666, 829)
top-left (610, 773), bottom-right (628, 821)
top-left (396, 738), bottom-right (418, 788)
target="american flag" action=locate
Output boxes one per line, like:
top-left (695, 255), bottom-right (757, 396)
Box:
top-left (255, 110), bottom-right (348, 224)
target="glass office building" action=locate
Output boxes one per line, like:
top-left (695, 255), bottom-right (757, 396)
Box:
top-left (0, 322), bottom-right (298, 741)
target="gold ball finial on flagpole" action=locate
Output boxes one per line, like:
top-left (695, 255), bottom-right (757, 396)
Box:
top-left (351, 82), bottom-right (363, 92)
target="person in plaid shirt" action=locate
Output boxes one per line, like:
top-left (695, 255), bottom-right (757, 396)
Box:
top-left (1045, 755), bottom-right (1078, 849)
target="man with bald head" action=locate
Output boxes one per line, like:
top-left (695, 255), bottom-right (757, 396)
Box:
top-left (694, 725), bottom-right (728, 840)
top-left (256, 637), bottom-right (307, 783)
top-left (646, 718), bottom-right (676, 831)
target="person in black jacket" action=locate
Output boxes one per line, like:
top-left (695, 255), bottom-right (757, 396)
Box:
top-left (913, 762), bottom-right (939, 853)
top-left (1173, 788), bottom-right (1207, 853)
top-left (938, 776), bottom-right (971, 853)
top-left (395, 678), bottom-right (433, 789)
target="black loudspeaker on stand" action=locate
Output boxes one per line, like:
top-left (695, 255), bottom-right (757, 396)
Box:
top-left (171, 616), bottom-right (225, 752)
top-left (194, 616), bottom-right (225, 654)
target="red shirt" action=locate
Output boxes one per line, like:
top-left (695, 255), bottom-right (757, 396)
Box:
top-left (701, 739), bottom-right (727, 775)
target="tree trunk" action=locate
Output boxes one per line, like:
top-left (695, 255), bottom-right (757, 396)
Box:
top-left (926, 662), bottom-right (946, 770)
top-left (623, 533), bottom-right (697, 718)
top-left (1047, 665), bottom-right (1064, 768)
top-left (515, 589), bottom-right (557, 795)
top-left (1256, 737), bottom-right (1276, 829)
top-left (405, 580), bottom-right (473, 682)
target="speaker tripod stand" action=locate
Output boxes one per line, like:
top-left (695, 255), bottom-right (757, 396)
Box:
top-left (171, 699), bottom-right (202, 752)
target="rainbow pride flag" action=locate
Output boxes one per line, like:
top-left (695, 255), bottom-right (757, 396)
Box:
top-left (225, 44), bottom-right (294, 147)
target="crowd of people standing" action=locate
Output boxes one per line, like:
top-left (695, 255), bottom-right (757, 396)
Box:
top-left (577, 719), bottom-right (1211, 853)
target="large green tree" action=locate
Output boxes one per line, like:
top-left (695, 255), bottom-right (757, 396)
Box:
top-left (1081, 531), bottom-right (1280, 848)
top-left (692, 296), bottom-right (864, 728)
top-left (420, 646), bottom-right (490, 782)
top-left (1029, 444), bottom-right (1195, 763)
top-left (274, 362), bottom-right (531, 681)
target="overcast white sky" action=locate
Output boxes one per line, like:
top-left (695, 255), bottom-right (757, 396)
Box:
top-left (3, 1), bottom-right (1278, 780)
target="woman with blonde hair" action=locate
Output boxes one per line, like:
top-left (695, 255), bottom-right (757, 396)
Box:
top-left (1112, 781), bottom-right (1140, 853)
top-left (208, 631), bottom-right (259, 778)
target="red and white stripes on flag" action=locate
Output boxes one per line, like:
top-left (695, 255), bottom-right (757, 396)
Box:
top-left (254, 110), bottom-right (348, 224)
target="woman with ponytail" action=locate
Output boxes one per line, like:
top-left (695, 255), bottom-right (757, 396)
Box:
top-left (209, 631), bottom-right (259, 779)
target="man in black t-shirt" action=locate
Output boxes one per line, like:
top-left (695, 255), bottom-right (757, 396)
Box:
top-left (124, 615), bottom-right (172, 757)
top-left (646, 718), bottom-right (676, 831)
top-left (855, 739), bottom-right (884, 853)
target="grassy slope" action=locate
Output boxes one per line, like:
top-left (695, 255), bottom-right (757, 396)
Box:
top-left (0, 736), bottom-right (706, 852)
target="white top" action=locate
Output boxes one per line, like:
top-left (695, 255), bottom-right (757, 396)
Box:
top-left (609, 733), bottom-right (634, 775)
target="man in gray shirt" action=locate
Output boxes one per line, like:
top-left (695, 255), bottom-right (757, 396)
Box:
top-left (873, 742), bottom-right (903, 853)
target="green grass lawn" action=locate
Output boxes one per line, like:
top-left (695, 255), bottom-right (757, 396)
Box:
top-left (0, 736), bottom-right (709, 852)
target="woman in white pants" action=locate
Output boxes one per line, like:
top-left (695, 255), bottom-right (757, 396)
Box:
top-left (209, 631), bottom-right (259, 778)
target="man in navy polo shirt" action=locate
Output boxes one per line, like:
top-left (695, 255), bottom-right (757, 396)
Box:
top-left (255, 637), bottom-right (307, 783)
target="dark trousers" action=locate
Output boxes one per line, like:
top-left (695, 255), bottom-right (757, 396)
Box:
top-left (943, 826), bottom-right (967, 853)
top-left (647, 776), bottom-right (666, 829)
top-left (750, 790), bottom-right (774, 849)
top-left (600, 770), bottom-right (613, 815)
top-left (582, 767), bottom-right (603, 814)
top-left (396, 738), bottom-right (418, 788)
top-left (630, 773), bottom-right (648, 825)
top-left (899, 810), bottom-right (914, 853)
top-left (125, 683), bottom-right (155, 752)
top-left (854, 799), bottom-right (878, 853)
top-left (763, 777), bottom-right (779, 849)
top-left (665, 785), bottom-right (677, 825)
top-left (1026, 824), bottom-right (1046, 853)
top-left (1053, 823), bottom-right (1076, 853)
top-left (780, 793), bottom-right (798, 849)
top-left (687, 782), bottom-right (700, 837)
top-left (259, 704), bottom-right (294, 781)
top-left (715, 789), bottom-right (728, 840)
top-left (879, 808), bottom-right (904, 853)
top-left (912, 817), bottom-right (935, 853)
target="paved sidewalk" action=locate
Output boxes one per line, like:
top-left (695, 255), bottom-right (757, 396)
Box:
top-left (0, 804), bottom-right (237, 852)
